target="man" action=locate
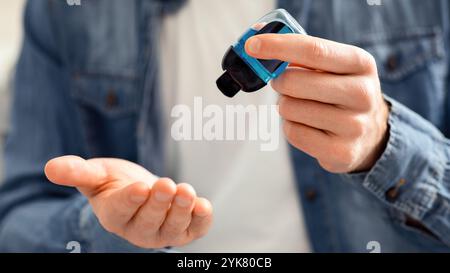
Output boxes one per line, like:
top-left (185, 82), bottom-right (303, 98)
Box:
top-left (0, 0), bottom-right (449, 252)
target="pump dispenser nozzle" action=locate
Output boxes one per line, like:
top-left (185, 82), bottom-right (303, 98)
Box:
top-left (217, 72), bottom-right (241, 98)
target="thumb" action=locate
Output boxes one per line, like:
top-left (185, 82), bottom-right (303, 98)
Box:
top-left (45, 155), bottom-right (107, 194)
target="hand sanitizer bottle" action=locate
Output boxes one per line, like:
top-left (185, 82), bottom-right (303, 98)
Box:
top-left (216, 9), bottom-right (307, 98)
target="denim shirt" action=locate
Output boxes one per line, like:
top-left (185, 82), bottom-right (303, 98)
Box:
top-left (1, 0), bottom-right (450, 253)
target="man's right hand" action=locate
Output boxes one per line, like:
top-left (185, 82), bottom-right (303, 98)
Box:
top-left (45, 156), bottom-right (213, 249)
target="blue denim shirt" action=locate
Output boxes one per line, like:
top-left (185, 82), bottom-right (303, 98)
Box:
top-left (1, 0), bottom-right (450, 253)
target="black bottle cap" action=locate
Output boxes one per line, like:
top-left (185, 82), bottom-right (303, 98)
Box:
top-left (216, 71), bottom-right (241, 98)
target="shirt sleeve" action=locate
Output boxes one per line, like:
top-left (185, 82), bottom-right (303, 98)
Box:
top-left (342, 94), bottom-right (450, 246)
top-left (0, 0), bottom-right (164, 253)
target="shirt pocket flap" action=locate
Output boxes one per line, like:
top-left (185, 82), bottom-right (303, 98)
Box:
top-left (353, 27), bottom-right (445, 82)
top-left (71, 73), bottom-right (140, 118)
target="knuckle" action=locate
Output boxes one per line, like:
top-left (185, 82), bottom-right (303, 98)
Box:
top-left (356, 48), bottom-right (377, 72)
top-left (310, 39), bottom-right (329, 59)
top-left (338, 146), bottom-right (357, 169)
top-left (348, 116), bottom-right (366, 137)
top-left (354, 78), bottom-right (374, 108)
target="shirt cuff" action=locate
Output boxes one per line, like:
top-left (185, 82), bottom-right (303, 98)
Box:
top-left (341, 95), bottom-right (447, 221)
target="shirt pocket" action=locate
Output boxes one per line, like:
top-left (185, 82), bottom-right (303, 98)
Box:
top-left (70, 72), bottom-right (141, 160)
top-left (351, 27), bottom-right (447, 127)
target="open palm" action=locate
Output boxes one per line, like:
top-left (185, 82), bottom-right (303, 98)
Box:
top-left (45, 156), bottom-right (213, 248)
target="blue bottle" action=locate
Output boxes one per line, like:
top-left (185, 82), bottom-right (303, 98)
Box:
top-left (216, 9), bottom-right (307, 98)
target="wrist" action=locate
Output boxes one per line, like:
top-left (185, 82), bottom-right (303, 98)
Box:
top-left (354, 98), bottom-right (391, 172)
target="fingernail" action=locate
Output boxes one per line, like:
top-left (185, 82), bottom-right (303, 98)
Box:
top-left (67, 157), bottom-right (85, 172)
top-left (154, 191), bottom-right (172, 202)
top-left (130, 195), bottom-right (146, 203)
top-left (247, 37), bottom-right (261, 54)
top-left (175, 196), bottom-right (192, 207)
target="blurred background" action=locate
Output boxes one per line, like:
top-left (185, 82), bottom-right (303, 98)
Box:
top-left (0, 0), bottom-right (25, 182)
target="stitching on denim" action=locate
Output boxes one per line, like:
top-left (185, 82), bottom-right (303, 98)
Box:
top-left (390, 101), bottom-right (449, 145)
top-left (350, 26), bottom-right (442, 47)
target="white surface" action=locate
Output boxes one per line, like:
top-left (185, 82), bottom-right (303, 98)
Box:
top-left (160, 0), bottom-right (311, 252)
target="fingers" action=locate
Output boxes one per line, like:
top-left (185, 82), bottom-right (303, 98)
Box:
top-left (127, 180), bottom-right (213, 248)
top-left (278, 95), bottom-right (352, 135)
top-left (96, 181), bottom-right (150, 231)
top-left (46, 155), bottom-right (214, 249)
top-left (159, 183), bottom-right (197, 243)
top-left (272, 68), bottom-right (374, 109)
top-left (246, 34), bottom-right (375, 74)
top-left (129, 178), bottom-right (177, 236)
top-left (187, 198), bottom-right (213, 239)
top-left (45, 155), bottom-right (108, 195)
top-left (159, 194), bottom-right (213, 246)
top-left (283, 120), bottom-right (333, 160)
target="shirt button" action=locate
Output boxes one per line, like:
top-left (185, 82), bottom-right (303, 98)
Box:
top-left (385, 187), bottom-right (399, 202)
top-left (106, 89), bottom-right (119, 108)
top-left (386, 54), bottom-right (399, 72)
top-left (385, 178), bottom-right (406, 203)
top-left (305, 189), bottom-right (318, 202)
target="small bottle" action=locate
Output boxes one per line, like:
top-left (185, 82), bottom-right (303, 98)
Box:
top-left (216, 9), bottom-right (307, 98)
